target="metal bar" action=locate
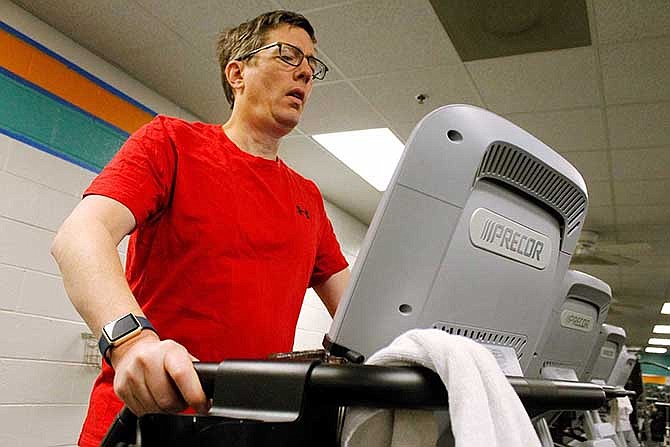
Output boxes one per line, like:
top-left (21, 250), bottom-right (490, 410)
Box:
top-left (195, 362), bottom-right (607, 413)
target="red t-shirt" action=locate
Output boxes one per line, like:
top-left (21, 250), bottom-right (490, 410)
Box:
top-left (78, 115), bottom-right (348, 446)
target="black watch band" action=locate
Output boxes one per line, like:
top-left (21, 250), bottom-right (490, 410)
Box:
top-left (98, 314), bottom-right (156, 366)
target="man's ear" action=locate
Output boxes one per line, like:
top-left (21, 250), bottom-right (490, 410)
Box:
top-left (225, 60), bottom-right (245, 95)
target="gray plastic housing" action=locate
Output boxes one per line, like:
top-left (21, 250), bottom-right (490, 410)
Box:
top-left (583, 324), bottom-right (627, 382)
top-left (326, 105), bottom-right (588, 370)
top-left (607, 346), bottom-right (637, 387)
top-left (524, 270), bottom-right (612, 380)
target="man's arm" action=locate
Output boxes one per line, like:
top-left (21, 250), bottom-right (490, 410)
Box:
top-left (313, 268), bottom-right (351, 317)
top-left (51, 195), bottom-right (208, 415)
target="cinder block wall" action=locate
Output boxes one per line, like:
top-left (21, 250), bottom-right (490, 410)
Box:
top-left (0, 1), bottom-right (367, 445)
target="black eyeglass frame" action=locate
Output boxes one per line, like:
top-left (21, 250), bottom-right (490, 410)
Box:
top-left (235, 41), bottom-right (329, 80)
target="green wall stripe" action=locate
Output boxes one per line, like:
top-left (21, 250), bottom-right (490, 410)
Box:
top-left (0, 68), bottom-right (127, 171)
top-left (641, 352), bottom-right (670, 376)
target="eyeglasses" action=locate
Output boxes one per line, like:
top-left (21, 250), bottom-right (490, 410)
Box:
top-left (236, 41), bottom-right (329, 81)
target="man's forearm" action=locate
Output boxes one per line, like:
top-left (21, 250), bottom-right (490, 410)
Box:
top-left (51, 215), bottom-right (141, 337)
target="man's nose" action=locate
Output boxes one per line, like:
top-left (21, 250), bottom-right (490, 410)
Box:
top-left (294, 58), bottom-right (313, 83)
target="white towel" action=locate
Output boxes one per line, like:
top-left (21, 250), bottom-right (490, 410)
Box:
top-left (342, 329), bottom-right (541, 447)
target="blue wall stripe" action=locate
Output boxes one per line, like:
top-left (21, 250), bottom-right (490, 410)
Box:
top-left (0, 20), bottom-right (157, 116)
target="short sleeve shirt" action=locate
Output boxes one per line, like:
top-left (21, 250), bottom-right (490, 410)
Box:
top-left (78, 115), bottom-right (348, 446)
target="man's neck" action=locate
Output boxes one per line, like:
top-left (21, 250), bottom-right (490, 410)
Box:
top-left (222, 113), bottom-right (288, 161)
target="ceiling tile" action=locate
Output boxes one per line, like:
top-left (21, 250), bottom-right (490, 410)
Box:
top-left (616, 205), bottom-right (670, 225)
top-left (307, 0), bottom-right (461, 78)
top-left (617, 225), bottom-right (670, 243)
top-left (614, 180), bottom-right (670, 206)
top-left (593, 0), bottom-right (670, 44)
top-left (279, 136), bottom-right (381, 224)
top-left (298, 82), bottom-right (387, 134)
top-left (616, 273), bottom-right (669, 297)
top-left (571, 265), bottom-right (620, 285)
top-left (586, 180), bottom-right (612, 207)
top-left (278, 0), bottom-right (357, 12)
top-left (196, 99), bottom-right (231, 124)
top-left (506, 108), bottom-right (607, 152)
top-left (14, 0), bottom-right (183, 64)
top-left (600, 37), bottom-right (670, 105)
top-left (610, 147), bottom-right (670, 180)
top-left (314, 51), bottom-right (345, 83)
top-left (607, 103), bottom-right (670, 149)
top-left (584, 205), bottom-right (615, 228)
top-left (390, 121), bottom-right (420, 142)
top-left (117, 41), bottom-right (224, 119)
top-left (620, 258), bottom-right (670, 276)
top-left (353, 66), bottom-right (482, 125)
top-left (561, 150), bottom-right (610, 182)
top-left (136, 0), bottom-right (277, 59)
top-left (466, 47), bottom-right (601, 113)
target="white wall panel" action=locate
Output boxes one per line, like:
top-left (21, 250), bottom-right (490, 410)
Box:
top-left (0, 217), bottom-right (58, 275)
top-left (5, 141), bottom-right (94, 197)
top-left (34, 186), bottom-right (80, 232)
top-left (25, 405), bottom-right (87, 447)
top-left (0, 405), bottom-right (32, 445)
top-left (0, 359), bottom-right (97, 405)
top-left (0, 171), bottom-right (42, 224)
top-left (18, 270), bottom-right (81, 322)
top-left (324, 201), bottom-right (366, 257)
top-left (0, 264), bottom-right (25, 311)
top-left (296, 302), bottom-right (332, 333)
top-left (0, 311), bottom-right (88, 362)
top-left (293, 328), bottom-right (326, 351)
top-left (0, 133), bottom-right (10, 169)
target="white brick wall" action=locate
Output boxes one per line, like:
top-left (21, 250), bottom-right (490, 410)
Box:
top-left (0, 2), bottom-right (368, 444)
top-left (292, 207), bottom-right (367, 351)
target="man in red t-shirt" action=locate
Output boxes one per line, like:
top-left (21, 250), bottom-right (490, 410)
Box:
top-left (51, 11), bottom-right (350, 447)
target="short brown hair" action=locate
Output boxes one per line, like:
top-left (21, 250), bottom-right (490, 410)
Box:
top-left (217, 10), bottom-right (317, 108)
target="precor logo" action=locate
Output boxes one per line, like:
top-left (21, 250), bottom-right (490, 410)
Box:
top-left (560, 309), bottom-right (594, 333)
top-left (469, 208), bottom-right (552, 269)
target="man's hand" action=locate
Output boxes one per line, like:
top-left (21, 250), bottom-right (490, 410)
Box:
top-left (110, 331), bottom-right (209, 416)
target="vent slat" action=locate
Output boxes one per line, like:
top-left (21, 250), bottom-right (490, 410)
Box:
top-left (520, 159), bottom-right (540, 186)
top-left (535, 169), bottom-right (554, 195)
top-left (527, 165), bottom-right (547, 191)
top-left (475, 142), bottom-right (587, 237)
top-left (557, 186), bottom-right (579, 209)
top-left (500, 145), bottom-right (516, 177)
top-left (432, 322), bottom-right (527, 357)
top-left (493, 144), bottom-right (507, 174)
top-left (543, 175), bottom-right (563, 200)
top-left (504, 151), bottom-right (518, 178)
top-left (548, 179), bottom-right (569, 204)
top-left (509, 152), bottom-right (527, 181)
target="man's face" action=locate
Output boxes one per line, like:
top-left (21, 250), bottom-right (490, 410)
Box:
top-left (238, 24), bottom-right (316, 134)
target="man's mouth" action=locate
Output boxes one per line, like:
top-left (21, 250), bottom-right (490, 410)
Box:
top-left (287, 89), bottom-right (305, 104)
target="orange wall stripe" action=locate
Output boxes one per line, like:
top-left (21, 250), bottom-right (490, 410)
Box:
top-left (0, 28), bottom-right (153, 133)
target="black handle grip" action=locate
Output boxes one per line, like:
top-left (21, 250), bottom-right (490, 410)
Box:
top-left (102, 361), bottom-right (616, 446)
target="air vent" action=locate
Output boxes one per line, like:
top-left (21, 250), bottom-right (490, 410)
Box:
top-left (542, 360), bottom-right (573, 369)
top-left (476, 142), bottom-right (587, 235)
top-left (432, 321), bottom-right (527, 359)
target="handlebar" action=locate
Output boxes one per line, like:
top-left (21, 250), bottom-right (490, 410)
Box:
top-left (100, 360), bottom-right (628, 446)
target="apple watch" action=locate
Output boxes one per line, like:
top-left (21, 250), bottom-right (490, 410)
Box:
top-left (98, 313), bottom-right (156, 366)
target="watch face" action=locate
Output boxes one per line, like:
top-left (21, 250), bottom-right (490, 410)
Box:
top-left (103, 314), bottom-right (140, 341)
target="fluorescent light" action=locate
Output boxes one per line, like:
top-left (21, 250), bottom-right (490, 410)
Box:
top-left (313, 128), bottom-right (404, 191)
top-left (649, 338), bottom-right (670, 346)
top-left (662, 303), bottom-right (670, 314)
top-left (654, 325), bottom-right (670, 334)
top-left (645, 347), bottom-right (668, 354)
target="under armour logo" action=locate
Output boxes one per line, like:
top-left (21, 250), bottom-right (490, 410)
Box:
top-left (296, 205), bottom-right (310, 219)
